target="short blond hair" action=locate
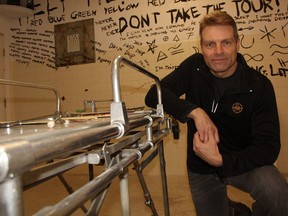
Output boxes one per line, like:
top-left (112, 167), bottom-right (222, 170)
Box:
top-left (199, 11), bottom-right (239, 42)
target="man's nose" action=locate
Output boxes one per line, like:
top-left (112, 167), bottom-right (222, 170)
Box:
top-left (214, 44), bottom-right (224, 54)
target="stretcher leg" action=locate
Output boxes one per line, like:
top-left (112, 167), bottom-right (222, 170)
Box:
top-left (158, 140), bottom-right (170, 216)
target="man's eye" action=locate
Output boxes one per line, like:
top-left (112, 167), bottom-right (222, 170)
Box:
top-left (223, 41), bottom-right (232, 46)
top-left (205, 43), bottom-right (214, 48)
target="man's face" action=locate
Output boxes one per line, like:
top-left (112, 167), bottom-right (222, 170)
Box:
top-left (201, 25), bottom-right (240, 78)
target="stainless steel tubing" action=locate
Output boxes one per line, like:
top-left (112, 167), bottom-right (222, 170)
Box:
top-left (0, 114), bottom-right (160, 215)
top-left (0, 79), bottom-right (61, 113)
top-left (0, 114), bottom-right (59, 128)
top-left (0, 79), bottom-right (62, 128)
top-left (129, 115), bottom-right (154, 130)
top-left (152, 128), bottom-right (170, 145)
top-left (34, 148), bottom-right (143, 216)
top-left (158, 140), bottom-right (170, 216)
top-left (0, 124), bottom-right (121, 183)
top-left (134, 160), bottom-right (158, 215)
top-left (22, 153), bottom-right (88, 190)
top-left (111, 55), bottom-right (162, 104)
top-left (119, 171), bottom-right (130, 216)
top-left (87, 116), bottom-right (162, 164)
top-left (110, 55), bottom-right (164, 137)
top-left (0, 124), bottom-right (122, 216)
top-left (111, 56), bottom-right (164, 118)
top-left (0, 175), bottom-right (23, 216)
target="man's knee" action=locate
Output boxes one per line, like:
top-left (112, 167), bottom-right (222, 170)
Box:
top-left (250, 166), bottom-right (288, 214)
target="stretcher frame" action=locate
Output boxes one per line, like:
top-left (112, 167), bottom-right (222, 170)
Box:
top-left (0, 56), bottom-right (171, 216)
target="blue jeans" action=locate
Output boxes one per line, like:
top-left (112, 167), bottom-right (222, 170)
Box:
top-left (187, 165), bottom-right (288, 216)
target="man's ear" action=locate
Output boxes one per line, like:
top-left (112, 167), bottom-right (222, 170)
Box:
top-left (236, 38), bottom-right (240, 51)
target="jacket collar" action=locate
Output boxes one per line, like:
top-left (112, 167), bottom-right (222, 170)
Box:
top-left (196, 53), bottom-right (254, 95)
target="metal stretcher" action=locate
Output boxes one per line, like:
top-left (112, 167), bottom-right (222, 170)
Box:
top-left (0, 56), bottom-right (172, 216)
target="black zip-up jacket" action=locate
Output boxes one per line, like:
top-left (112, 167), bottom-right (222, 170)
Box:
top-left (145, 53), bottom-right (280, 177)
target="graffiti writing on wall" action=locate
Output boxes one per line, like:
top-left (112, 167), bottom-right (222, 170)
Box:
top-left (9, 28), bottom-right (55, 69)
top-left (8, 0), bottom-right (288, 78)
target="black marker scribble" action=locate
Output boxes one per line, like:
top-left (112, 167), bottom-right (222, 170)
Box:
top-left (270, 44), bottom-right (288, 49)
top-left (281, 22), bottom-right (288, 37)
top-left (146, 39), bottom-right (157, 54)
top-left (270, 64), bottom-right (287, 77)
top-left (173, 35), bottom-right (180, 42)
top-left (238, 26), bottom-right (254, 31)
top-left (270, 44), bottom-right (288, 56)
top-left (187, 32), bottom-right (194, 39)
top-left (271, 50), bottom-right (288, 56)
top-left (168, 43), bottom-right (184, 55)
top-left (157, 51), bottom-right (168, 62)
top-left (168, 43), bottom-right (181, 50)
top-left (243, 53), bottom-right (264, 62)
top-left (148, 0), bottom-right (165, 6)
top-left (278, 58), bottom-right (287, 67)
top-left (239, 34), bottom-right (254, 49)
top-left (192, 46), bottom-right (199, 53)
top-left (260, 26), bottom-right (277, 43)
top-left (163, 36), bottom-right (169, 42)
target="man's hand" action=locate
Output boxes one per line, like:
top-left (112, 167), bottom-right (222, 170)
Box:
top-left (193, 130), bottom-right (222, 167)
top-left (188, 108), bottom-right (219, 143)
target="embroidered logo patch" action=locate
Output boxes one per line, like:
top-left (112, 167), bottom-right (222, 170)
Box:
top-left (232, 102), bottom-right (243, 114)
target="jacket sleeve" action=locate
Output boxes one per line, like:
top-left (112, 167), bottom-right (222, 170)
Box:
top-left (145, 56), bottom-right (198, 123)
top-left (220, 77), bottom-right (281, 177)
